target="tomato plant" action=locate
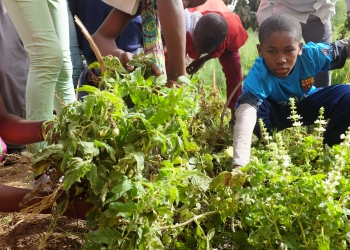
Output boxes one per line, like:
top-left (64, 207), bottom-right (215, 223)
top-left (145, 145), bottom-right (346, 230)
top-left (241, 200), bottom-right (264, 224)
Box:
top-left (26, 54), bottom-right (350, 250)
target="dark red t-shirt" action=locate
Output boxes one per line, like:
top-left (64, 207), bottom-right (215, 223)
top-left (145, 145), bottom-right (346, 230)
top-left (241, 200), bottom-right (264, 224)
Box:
top-left (187, 0), bottom-right (248, 59)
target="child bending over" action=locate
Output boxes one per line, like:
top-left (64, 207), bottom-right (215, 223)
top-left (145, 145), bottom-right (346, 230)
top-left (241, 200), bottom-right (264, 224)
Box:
top-left (186, 0), bottom-right (248, 120)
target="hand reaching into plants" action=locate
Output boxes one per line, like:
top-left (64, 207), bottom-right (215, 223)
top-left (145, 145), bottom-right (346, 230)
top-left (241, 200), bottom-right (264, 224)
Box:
top-left (121, 51), bottom-right (163, 76)
top-left (186, 57), bottom-right (205, 75)
top-left (119, 51), bottom-right (135, 71)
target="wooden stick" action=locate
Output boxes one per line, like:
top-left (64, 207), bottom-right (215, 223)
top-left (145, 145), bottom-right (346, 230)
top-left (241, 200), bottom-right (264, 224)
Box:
top-left (74, 15), bottom-right (106, 74)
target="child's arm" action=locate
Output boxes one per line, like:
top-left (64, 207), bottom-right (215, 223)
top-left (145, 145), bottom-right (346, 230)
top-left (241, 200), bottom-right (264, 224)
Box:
top-left (233, 103), bottom-right (257, 168)
top-left (92, 8), bottom-right (136, 71)
top-left (0, 185), bottom-right (92, 219)
top-left (186, 54), bottom-right (213, 75)
top-left (320, 38), bottom-right (350, 71)
top-left (0, 95), bottom-right (49, 145)
top-left (338, 38), bottom-right (350, 57)
top-left (158, 0), bottom-right (186, 82)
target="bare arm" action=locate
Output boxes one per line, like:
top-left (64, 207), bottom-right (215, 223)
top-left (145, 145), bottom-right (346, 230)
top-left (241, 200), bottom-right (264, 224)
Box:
top-left (0, 185), bottom-right (92, 219)
top-left (186, 54), bottom-right (213, 75)
top-left (157, 0), bottom-right (186, 81)
top-left (0, 96), bottom-right (47, 145)
top-left (92, 8), bottom-right (136, 70)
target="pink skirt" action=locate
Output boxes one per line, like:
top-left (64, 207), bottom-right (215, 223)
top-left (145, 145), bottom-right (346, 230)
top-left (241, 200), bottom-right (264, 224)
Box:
top-left (0, 137), bottom-right (7, 162)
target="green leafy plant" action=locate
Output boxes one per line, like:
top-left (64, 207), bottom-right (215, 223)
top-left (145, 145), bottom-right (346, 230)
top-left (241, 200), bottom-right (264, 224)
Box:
top-left (25, 55), bottom-right (350, 250)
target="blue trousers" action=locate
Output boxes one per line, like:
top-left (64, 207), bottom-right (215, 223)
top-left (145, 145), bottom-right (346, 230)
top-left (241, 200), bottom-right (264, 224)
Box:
top-left (253, 84), bottom-right (350, 146)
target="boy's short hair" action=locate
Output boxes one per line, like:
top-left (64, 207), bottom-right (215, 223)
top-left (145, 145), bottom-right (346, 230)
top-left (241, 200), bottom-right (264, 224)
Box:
top-left (258, 14), bottom-right (302, 44)
top-left (193, 12), bottom-right (228, 54)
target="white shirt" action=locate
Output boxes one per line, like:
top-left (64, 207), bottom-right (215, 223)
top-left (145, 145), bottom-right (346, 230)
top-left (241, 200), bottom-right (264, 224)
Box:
top-left (187, 11), bottom-right (202, 36)
top-left (102, 0), bottom-right (140, 15)
top-left (256, 0), bottom-right (350, 25)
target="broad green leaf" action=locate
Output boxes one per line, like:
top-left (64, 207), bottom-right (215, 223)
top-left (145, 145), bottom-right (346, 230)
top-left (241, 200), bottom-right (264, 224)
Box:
top-left (64, 157), bottom-right (90, 190)
top-left (210, 171), bottom-right (231, 190)
top-left (86, 163), bottom-right (107, 196)
top-left (85, 227), bottom-right (122, 245)
top-left (281, 235), bottom-right (300, 250)
top-left (106, 176), bottom-right (133, 203)
top-left (77, 141), bottom-right (99, 159)
top-left (104, 200), bottom-right (137, 218)
top-left (131, 151), bottom-right (145, 173)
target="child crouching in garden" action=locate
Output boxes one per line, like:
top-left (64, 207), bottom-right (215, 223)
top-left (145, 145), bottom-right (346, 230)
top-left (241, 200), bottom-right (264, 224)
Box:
top-left (233, 13), bottom-right (350, 167)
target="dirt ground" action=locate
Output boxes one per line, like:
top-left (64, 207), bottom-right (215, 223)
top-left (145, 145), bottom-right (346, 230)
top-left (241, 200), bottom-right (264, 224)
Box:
top-left (0, 153), bottom-right (88, 250)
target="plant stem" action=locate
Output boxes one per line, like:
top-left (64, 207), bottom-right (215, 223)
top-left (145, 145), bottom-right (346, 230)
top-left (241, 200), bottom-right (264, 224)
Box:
top-left (156, 210), bottom-right (218, 230)
top-left (261, 204), bottom-right (281, 240)
top-left (290, 205), bottom-right (308, 249)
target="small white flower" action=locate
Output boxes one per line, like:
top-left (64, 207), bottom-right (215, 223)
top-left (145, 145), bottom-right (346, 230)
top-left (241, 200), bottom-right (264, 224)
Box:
top-left (292, 121), bottom-right (303, 127)
top-left (314, 127), bottom-right (326, 132)
top-left (314, 119), bottom-right (327, 125)
top-left (340, 134), bottom-right (346, 139)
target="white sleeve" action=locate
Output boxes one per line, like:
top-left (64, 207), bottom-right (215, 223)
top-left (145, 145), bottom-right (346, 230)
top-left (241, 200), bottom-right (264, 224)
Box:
top-left (102, 0), bottom-right (139, 15)
top-left (256, 0), bottom-right (276, 25)
top-left (233, 103), bottom-right (257, 166)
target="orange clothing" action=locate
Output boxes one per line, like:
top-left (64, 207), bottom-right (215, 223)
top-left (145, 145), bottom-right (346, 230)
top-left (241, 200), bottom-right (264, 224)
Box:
top-left (188, 0), bottom-right (248, 58)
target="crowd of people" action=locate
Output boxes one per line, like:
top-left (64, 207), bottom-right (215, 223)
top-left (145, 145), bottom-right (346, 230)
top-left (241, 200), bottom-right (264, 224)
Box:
top-left (1, 0), bottom-right (350, 220)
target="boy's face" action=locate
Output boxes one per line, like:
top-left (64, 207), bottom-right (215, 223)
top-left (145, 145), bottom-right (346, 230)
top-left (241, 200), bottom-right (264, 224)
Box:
top-left (183, 0), bottom-right (207, 9)
top-left (257, 31), bottom-right (303, 78)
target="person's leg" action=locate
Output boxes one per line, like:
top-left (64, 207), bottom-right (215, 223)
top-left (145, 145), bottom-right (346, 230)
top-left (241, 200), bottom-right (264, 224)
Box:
top-left (254, 85), bottom-right (350, 147)
top-left (301, 15), bottom-right (332, 87)
top-left (3, 0), bottom-right (75, 152)
top-left (253, 99), bottom-right (291, 137)
top-left (3, 0), bottom-right (61, 123)
top-left (218, 49), bottom-right (243, 120)
top-left (48, 0), bottom-right (76, 113)
top-left (295, 85), bottom-right (350, 146)
top-left (0, 2), bottom-right (28, 154)
top-left (67, 0), bottom-right (83, 89)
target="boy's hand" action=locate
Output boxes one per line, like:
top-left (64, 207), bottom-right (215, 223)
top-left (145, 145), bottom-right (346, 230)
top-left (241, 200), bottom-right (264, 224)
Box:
top-left (186, 57), bottom-right (205, 75)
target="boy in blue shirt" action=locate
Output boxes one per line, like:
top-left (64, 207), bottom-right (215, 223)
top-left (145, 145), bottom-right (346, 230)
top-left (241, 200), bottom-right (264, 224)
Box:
top-left (233, 13), bottom-right (350, 167)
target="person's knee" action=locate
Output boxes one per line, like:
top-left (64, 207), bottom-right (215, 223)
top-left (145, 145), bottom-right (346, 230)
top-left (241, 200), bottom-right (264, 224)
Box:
top-left (29, 42), bottom-right (64, 71)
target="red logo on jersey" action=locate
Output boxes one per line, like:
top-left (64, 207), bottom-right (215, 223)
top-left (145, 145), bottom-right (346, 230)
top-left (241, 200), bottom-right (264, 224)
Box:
top-left (300, 77), bottom-right (314, 90)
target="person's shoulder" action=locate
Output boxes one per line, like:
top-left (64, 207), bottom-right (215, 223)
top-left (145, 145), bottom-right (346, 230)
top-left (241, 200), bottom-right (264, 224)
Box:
top-left (302, 42), bottom-right (332, 58)
top-left (250, 57), bottom-right (269, 76)
top-left (244, 58), bottom-right (270, 85)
